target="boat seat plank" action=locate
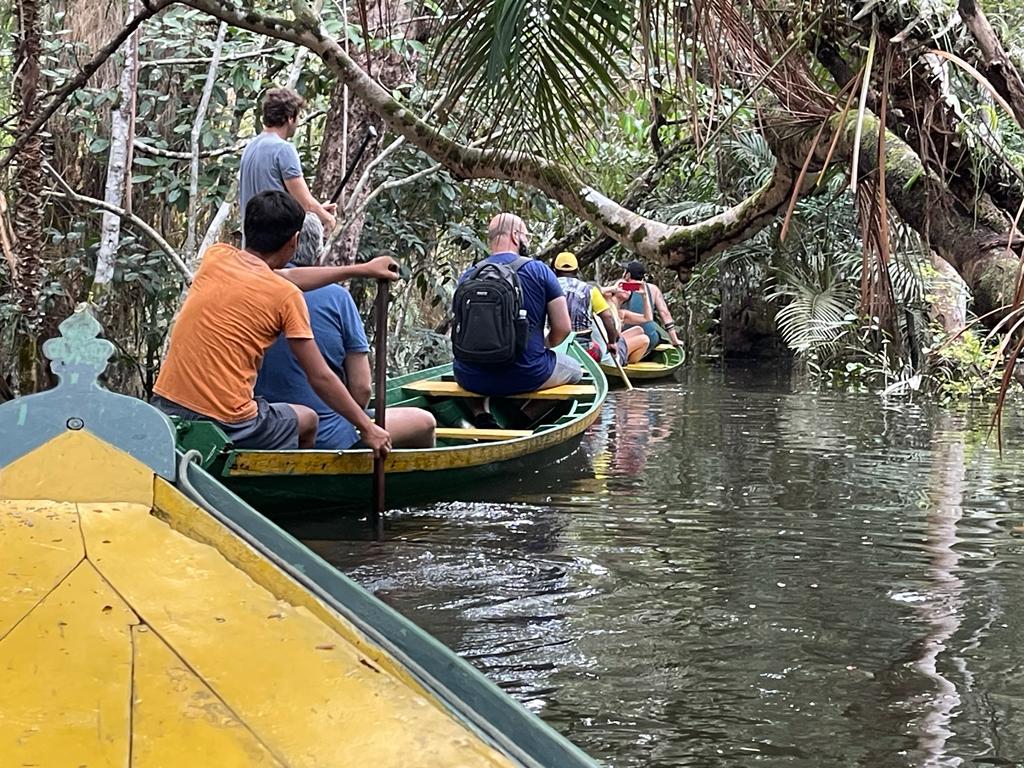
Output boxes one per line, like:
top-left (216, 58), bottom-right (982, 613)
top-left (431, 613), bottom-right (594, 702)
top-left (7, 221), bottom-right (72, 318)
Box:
top-left (402, 380), bottom-right (596, 400)
top-left (435, 427), bottom-right (532, 441)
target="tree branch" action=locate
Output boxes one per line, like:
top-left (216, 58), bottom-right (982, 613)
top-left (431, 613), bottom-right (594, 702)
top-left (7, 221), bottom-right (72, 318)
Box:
top-left (134, 137), bottom-right (247, 159)
top-left (44, 161), bottom-right (192, 282)
top-left (958, 0), bottom-right (1024, 130)
top-left (176, 0), bottom-right (797, 267)
top-left (48, 188), bottom-right (192, 281)
top-left (0, 0), bottom-right (170, 173)
top-left (139, 44), bottom-right (286, 67)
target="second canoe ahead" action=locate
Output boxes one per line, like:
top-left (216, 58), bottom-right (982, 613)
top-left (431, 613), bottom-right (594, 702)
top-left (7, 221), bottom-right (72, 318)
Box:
top-left (176, 340), bottom-right (608, 513)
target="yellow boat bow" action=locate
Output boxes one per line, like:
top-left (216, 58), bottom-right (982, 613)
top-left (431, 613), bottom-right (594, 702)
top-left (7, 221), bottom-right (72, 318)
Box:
top-left (0, 307), bottom-right (598, 768)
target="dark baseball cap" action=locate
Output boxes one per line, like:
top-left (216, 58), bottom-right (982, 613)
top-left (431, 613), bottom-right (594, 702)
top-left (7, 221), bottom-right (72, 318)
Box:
top-left (623, 260), bottom-right (646, 279)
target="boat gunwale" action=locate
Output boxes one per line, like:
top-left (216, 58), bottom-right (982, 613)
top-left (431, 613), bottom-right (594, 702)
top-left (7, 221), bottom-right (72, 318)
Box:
top-left (221, 342), bottom-right (608, 478)
top-left (177, 459), bottom-right (600, 768)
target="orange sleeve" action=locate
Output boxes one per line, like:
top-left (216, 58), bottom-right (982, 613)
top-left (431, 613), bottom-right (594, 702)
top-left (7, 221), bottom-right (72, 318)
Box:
top-left (280, 287), bottom-right (314, 340)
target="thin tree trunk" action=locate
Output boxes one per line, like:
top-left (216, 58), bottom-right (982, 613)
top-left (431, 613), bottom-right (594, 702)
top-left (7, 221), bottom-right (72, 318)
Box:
top-left (93, 0), bottom-right (141, 297)
top-left (184, 21), bottom-right (228, 257)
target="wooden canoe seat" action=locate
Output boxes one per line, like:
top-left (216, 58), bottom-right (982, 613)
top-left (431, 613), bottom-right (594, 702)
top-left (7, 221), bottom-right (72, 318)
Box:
top-left (402, 380), bottom-right (596, 400)
top-left (435, 427), bottom-right (532, 441)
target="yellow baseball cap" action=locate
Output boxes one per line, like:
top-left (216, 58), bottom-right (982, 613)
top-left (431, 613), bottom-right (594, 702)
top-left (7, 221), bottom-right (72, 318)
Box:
top-left (554, 251), bottom-right (578, 271)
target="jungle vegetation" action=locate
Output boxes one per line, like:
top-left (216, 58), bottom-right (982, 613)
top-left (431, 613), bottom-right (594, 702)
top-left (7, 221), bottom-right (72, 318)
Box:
top-left (2, 0), bottom-right (1024, 404)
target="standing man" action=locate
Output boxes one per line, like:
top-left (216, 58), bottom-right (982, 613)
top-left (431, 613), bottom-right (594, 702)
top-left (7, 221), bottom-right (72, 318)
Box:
top-left (452, 214), bottom-right (581, 429)
top-left (239, 87), bottom-right (336, 232)
top-left (552, 251), bottom-right (618, 360)
top-left (621, 260), bottom-right (684, 348)
top-left (153, 191), bottom-right (395, 456)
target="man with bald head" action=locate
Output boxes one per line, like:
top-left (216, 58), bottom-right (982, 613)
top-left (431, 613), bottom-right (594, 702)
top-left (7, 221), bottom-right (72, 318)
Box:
top-left (453, 213), bottom-right (580, 428)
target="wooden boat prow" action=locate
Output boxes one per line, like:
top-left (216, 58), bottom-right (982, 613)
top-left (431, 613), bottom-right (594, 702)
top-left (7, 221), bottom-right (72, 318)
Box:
top-left (0, 306), bottom-right (598, 767)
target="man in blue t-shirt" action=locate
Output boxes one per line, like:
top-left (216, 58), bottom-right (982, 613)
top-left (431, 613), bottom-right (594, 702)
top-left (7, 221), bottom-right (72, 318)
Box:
top-left (240, 87), bottom-right (336, 232)
top-left (255, 214), bottom-right (435, 449)
top-left (453, 213), bottom-right (581, 427)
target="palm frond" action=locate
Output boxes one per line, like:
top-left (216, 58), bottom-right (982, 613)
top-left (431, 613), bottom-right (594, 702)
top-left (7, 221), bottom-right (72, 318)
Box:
top-left (768, 263), bottom-right (859, 355)
top-left (721, 132), bottom-right (776, 194)
top-left (431, 0), bottom-right (634, 156)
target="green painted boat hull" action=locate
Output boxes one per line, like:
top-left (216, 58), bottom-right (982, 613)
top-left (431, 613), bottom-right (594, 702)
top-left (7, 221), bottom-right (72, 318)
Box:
top-left (174, 341), bottom-right (608, 514)
top-left (597, 325), bottom-right (685, 383)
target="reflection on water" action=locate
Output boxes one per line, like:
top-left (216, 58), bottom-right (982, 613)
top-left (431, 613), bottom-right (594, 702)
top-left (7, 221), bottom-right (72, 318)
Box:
top-left (301, 366), bottom-right (1024, 767)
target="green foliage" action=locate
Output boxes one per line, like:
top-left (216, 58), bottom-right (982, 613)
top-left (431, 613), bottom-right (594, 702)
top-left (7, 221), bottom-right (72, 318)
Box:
top-left (432, 0), bottom-right (633, 156)
top-left (927, 330), bottom-right (1003, 404)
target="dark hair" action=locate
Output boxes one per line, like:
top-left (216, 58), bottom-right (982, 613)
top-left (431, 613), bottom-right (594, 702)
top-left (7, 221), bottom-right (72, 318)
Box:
top-left (244, 191), bottom-right (305, 253)
top-left (262, 87), bottom-right (305, 127)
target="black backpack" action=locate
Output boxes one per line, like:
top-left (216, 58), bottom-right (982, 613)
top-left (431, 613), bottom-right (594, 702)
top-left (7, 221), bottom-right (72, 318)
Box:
top-left (452, 257), bottom-right (531, 364)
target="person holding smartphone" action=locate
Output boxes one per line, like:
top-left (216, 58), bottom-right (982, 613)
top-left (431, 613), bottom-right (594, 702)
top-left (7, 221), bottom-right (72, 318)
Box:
top-left (621, 260), bottom-right (684, 349)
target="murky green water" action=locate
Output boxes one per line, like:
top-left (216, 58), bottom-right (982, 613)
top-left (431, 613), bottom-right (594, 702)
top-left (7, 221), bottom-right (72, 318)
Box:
top-left (301, 366), bottom-right (1024, 767)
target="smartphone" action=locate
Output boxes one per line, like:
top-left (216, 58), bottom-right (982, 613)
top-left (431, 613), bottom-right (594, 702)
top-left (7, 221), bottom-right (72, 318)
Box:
top-left (620, 280), bottom-right (642, 292)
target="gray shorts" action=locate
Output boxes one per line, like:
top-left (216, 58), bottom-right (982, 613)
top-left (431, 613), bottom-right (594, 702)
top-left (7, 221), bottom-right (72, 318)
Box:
top-left (153, 395), bottom-right (299, 450)
top-left (540, 351), bottom-right (584, 390)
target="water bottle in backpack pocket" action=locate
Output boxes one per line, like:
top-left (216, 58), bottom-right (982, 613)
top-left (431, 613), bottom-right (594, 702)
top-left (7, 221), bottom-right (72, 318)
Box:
top-left (451, 257), bottom-right (531, 365)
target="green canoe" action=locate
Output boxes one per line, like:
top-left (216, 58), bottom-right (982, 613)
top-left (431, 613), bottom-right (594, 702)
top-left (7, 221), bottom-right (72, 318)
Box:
top-left (598, 325), bottom-right (684, 383)
top-left (174, 340), bottom-right (608, 513)
top-left (0, 306), bottom-right (600, 768)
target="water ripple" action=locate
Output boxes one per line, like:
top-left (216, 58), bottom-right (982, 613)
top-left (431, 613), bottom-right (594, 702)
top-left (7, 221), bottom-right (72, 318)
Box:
top-left (303, 367), bottom-right (1024, 767)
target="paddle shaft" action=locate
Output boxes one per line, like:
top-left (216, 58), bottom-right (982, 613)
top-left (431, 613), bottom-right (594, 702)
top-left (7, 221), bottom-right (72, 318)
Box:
top-left (370, 279), bottom-right (389, 539)
top-left (329, 126), bottom-right (378, 205)
top-left (593, 313), bottom-right (633, 390)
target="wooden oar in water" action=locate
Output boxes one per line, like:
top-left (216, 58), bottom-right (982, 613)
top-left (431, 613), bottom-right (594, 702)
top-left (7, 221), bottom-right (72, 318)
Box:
top-left (593, 313), bottom-right (633, 390)
top-left (371, 278), bottom-right (389, 539)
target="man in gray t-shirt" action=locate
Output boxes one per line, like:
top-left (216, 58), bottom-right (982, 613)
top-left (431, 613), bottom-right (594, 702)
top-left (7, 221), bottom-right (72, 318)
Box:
top-left (239, 87), bottom-right (336, 233)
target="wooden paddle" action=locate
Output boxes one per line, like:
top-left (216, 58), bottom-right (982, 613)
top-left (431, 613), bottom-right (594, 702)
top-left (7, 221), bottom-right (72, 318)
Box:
top-left (593, 312), bottom-right (633, 390)
top-left (370, 278), bottom-right (389, 539)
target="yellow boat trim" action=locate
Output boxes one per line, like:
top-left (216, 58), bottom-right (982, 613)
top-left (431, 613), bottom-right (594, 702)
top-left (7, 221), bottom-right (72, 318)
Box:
top-left (620, 362), bottom-right (670, 371)
top-left (600, 359), bottom-right (683, 381)
top-left (226, 400), bottom-right (603, 477)
top-left (402, 379), bottom-right (596, 400)
top-left (0, 432), bottom-right (515, 767)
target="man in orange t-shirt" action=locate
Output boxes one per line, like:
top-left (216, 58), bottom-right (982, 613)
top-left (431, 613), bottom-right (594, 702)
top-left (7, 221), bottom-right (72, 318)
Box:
top-left (152, 190), bottom-right (397, 457)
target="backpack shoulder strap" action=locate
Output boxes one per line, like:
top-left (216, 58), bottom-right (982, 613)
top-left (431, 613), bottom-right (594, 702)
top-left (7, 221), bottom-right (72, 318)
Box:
top-left (508, 256), bottom-right (531, 272)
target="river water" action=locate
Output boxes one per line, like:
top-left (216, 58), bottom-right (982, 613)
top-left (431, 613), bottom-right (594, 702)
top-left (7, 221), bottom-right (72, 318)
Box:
top-left (301, 366), bottom-right (1024, 767)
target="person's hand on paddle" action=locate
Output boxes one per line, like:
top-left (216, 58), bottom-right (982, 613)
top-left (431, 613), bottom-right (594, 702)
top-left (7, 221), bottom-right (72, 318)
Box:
top-left (320, 202), bottom-right (338, 232)
top-left (359, 420), bottom-right (392, 459)
top-left (360, 255), bottom-right (401, 282)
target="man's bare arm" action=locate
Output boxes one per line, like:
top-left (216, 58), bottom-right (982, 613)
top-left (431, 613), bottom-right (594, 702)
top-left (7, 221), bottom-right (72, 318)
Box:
top-left (652, 284), bottom-right (683, 345)
top-left (283, 175), bottom-right (337, 231)
top-left (598, 308), bottom-right (619, 343)
top-left (546, 296), bottom-right (571, 348)
top-left (276, 255), bottom-right (399, 292)
top-left (343, 352), bottom-right (372, 409)
top-left (288, 338), bottom-right (390, 457)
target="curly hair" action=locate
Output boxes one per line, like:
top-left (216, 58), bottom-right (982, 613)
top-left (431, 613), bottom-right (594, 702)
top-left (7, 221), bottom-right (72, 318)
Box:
top-left (262, 87), bottom-right (305, 127)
